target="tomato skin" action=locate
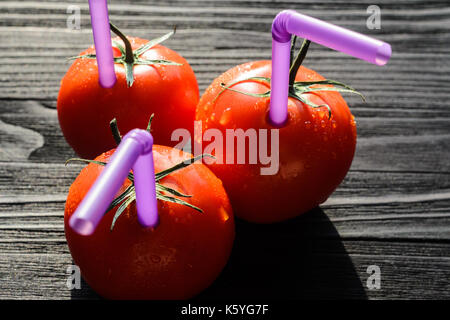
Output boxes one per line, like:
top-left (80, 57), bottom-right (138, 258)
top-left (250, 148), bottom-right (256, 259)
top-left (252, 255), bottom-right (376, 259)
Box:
top-left (195, 60), bottom-right (356, 223)
top-left (57, 37), bottom-right (199, 159)
top-left (64, 145), bottom-right (234, 299)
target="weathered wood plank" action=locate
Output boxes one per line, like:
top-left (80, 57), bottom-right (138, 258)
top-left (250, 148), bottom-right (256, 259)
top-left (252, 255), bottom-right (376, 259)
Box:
top-left (2, 160), bottom-right (450, 197)
top-left (1, 238), bottom-right (449, 300)
top-left (0, 100), bottom-right (75, 162)
top-left (0, 0), bottom-right (449, 103)
top-left (0, 28), bottom-right (447, 101)
top-left (0, 253), bottom-right (98, 300)
top-left (0, 198), bottom-right (449, 241)
top-left (1, 100), bottom-right (450, 172)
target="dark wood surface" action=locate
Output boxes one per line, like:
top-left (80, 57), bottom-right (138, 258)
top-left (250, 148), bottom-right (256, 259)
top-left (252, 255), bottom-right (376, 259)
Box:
top-left (0, 0), bottom-right (449, 299)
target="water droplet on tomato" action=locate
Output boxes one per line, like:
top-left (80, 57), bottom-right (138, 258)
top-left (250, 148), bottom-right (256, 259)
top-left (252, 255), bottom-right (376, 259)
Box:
top-left (332, 120), bottom-right (337, 129)
top-left (319, 110), bottom-right (326, 119)
top-left (219, 206), bottom-right (230, 222)
top-left (350, 115), bottom-right (357, 126)
top-left (219, 108), bottom-right (232, 126)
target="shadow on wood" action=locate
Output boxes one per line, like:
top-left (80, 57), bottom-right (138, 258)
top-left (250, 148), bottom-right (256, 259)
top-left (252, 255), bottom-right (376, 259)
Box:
top-left (70, 276), bottom-right (102, 300)
top-left (196, 207), bottom-right (367, 299)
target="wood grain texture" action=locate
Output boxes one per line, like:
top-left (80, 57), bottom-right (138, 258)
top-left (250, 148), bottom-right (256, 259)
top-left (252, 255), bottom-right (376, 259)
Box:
top-left (0, 0), bottom-right (449, 300)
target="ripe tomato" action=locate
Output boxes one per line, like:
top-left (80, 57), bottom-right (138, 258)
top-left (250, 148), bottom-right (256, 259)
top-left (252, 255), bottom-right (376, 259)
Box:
top-left (195, 60), bottom-right (357, 223)
top-left (64, 145), bottom-right (234, 299)
top-left (58, 32), bottom-right (198, 159)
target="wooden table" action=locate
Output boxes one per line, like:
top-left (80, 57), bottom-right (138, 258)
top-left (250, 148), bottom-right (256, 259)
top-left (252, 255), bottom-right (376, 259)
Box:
top-left (0, 0), bottom-right (449, 300)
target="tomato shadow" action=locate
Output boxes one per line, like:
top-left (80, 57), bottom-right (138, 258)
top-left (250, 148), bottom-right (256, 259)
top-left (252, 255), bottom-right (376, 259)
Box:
top-left (70, 207), bottom-right (367, 300)
top-left (195, 207), bottom-right (367, 300)
top-left (70, 276), bottom-right (102, 300)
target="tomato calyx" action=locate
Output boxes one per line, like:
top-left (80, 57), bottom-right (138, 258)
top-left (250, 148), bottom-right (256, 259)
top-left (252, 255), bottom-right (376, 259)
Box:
top-left (66, 115), bottom-right (213, 231)
top-left (216, 37), bottom-right (365, 119)
top-left (69, 23), bottom-right (182, 88)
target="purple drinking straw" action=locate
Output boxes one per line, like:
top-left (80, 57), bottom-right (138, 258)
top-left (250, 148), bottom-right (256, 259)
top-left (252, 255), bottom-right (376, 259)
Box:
top-left (69, 129), bottom-right (158, 236)
top-left (269, 10), bottom-right (392, 127)
top-left (88, 0), bottom-right (117, 88)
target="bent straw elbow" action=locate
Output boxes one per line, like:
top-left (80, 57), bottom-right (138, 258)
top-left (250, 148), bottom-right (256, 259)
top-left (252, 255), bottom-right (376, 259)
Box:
top-left (271, 10), bottom-right (392, 65)
top-left (271, 10), bottom-right (296, 43)
top-left (269, 10), bottom-right (392, 127)
top-left (69, 129), bottom-right (157, 235)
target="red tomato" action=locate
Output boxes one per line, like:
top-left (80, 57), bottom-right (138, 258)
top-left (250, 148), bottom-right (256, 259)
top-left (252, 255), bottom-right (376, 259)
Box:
top-left (64, 145), bottom-right (234, 299)
top-left (195, 60), bottom-right (356, 223)
top-left (58, 35), bottom-right (198, 159)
